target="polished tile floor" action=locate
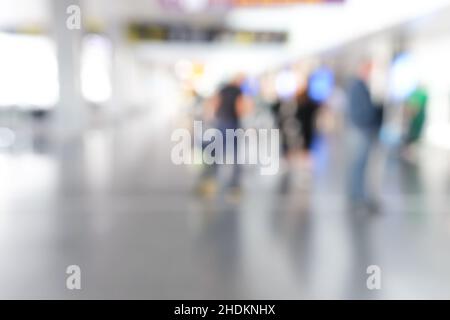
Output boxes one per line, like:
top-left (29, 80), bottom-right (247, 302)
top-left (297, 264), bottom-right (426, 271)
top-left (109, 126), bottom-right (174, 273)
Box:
top-left (1, 113), bottom-right (450, 299)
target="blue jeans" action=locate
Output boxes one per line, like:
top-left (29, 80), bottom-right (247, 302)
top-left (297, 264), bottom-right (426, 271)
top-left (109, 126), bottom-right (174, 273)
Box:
top-left (349, 128), bottom-right (377, 202)
top-left (201, 120), bottom-right (241, 188)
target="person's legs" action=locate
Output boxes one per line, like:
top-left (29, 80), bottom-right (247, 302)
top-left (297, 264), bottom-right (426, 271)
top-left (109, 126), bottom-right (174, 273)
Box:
top-left (229, 135), bottom-right (241, 188)
top-left (207, 121), bottom-right (240, 190)
top-left (349, 129), bottom-right (373, 203)
top-left (302, 124), bottom-right (314, 151)
top-left (199, 157), bottom-right (217, 180)
top-left (196, 122), bottom-right (219, 196)
top-left (199, 128), bottom-right (219, 180)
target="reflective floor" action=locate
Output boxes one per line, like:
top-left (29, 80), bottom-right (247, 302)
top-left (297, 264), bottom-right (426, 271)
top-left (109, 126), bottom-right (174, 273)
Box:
top-left (1, 112), bottom-right (450, 299)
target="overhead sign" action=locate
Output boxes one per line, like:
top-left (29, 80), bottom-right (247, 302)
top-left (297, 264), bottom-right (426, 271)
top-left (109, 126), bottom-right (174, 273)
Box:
top-left (128, 23), bottom-right (288, 44)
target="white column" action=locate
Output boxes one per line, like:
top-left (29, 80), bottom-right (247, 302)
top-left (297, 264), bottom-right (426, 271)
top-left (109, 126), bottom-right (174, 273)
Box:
top-left (52, 0), bottom-right (87, 140)
top-left (108, 19), bottom-right (126, 121)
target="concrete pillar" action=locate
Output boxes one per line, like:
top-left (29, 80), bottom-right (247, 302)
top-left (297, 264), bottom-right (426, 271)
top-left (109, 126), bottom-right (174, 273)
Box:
top-left (52, 0), bottom-right (87, 141)
top-left (108, 20), bottom-right (125, 121)
top-left (107, 2), bottom-right (130, 122)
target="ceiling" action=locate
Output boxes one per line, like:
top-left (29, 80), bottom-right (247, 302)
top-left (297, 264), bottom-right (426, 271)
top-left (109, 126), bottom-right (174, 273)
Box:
top-left (2, 0), bottom-right (450, 57)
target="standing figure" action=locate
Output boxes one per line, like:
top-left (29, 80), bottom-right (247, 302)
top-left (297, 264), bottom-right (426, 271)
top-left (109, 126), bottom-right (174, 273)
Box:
top-left (347, 61), bottom-right (383, 211)
top-left (197, 74), bottom-right (252, 197)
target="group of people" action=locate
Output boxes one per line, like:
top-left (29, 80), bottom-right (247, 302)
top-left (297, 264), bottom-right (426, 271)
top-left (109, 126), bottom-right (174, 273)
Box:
top-left (193, 69), bottom-right (324, 199)
top-left (192, 61), bottom-right (428, 211)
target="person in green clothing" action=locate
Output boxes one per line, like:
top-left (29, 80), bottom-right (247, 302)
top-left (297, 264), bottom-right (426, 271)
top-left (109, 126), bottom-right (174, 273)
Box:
top-left (404, 85), bottom-right (428, 146)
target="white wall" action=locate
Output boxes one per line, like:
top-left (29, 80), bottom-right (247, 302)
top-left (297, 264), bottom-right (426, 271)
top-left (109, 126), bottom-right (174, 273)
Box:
top-left (410, 34), bottom-right (450, 149)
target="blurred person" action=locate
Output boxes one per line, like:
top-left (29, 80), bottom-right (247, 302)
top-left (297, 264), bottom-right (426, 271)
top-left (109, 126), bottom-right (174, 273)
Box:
top-left (347, 60), bottom-right (383, 212)
top-left (295, 79), bottom-right (320, 164)
top-left (197, 73), bottom-right (253, 198)
top-left (249, 75), bottom-right (275, 130)
top-left (271, 68), bottom-right (308, 159)
top-left (271, 96), bottom-right (294, 158)
top-left (324, 85), bottom-right (348, 134)
top-left (270, 93), bottom-right (298, 194)
top-left (402, 85), bottom-right (428, 160)
top-left (271, 74), bottom-right (320, 193)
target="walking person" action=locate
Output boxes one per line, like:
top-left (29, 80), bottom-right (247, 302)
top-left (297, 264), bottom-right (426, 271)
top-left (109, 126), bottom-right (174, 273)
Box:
top-left (197, 73), bottom-right (252, 198)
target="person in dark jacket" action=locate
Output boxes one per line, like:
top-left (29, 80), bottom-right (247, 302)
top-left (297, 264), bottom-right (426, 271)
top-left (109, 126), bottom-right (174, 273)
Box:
top-left (197, 73), bottom-right (252, 197)
top-left (296, 84), bottom-right (319, 153)
top-left (347, 60), bottom-right (383, 210)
